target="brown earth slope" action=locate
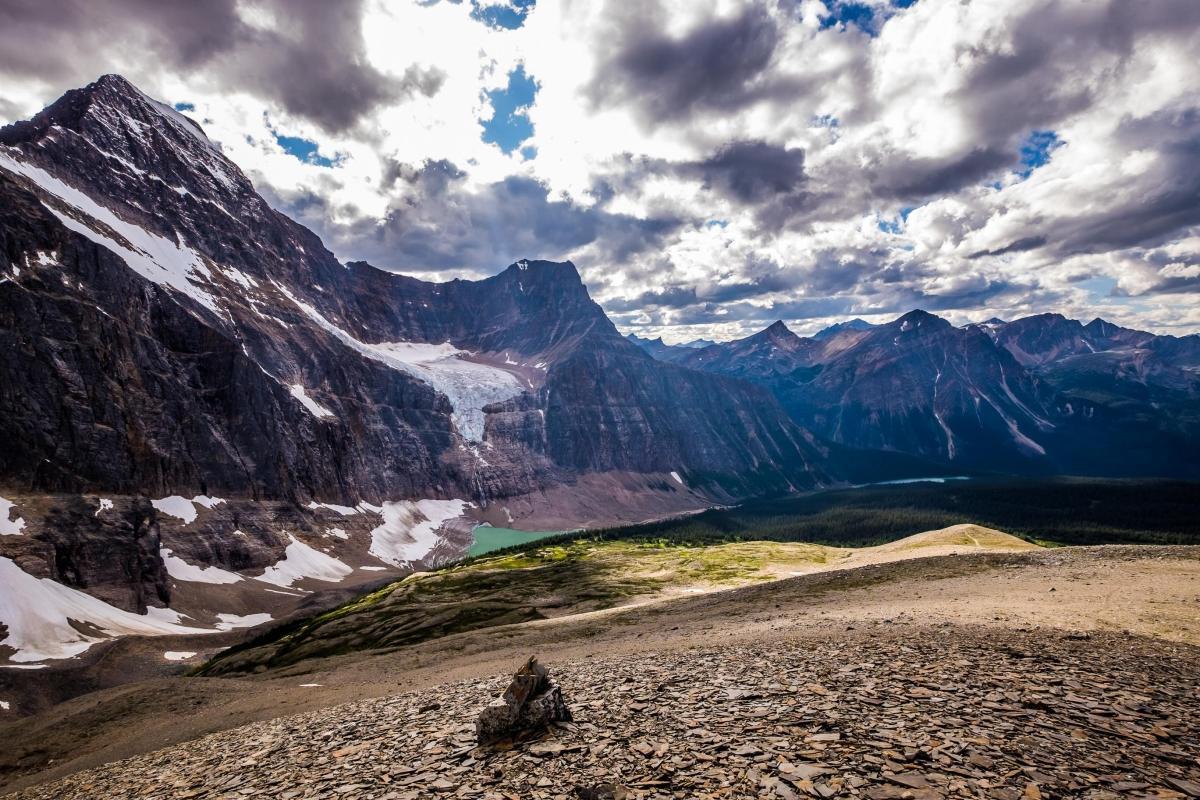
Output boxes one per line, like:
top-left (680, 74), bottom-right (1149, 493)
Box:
top-left (1, 543), bottom-right (1198, 797)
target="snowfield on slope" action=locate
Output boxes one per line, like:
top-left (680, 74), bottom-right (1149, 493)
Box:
top-left (254, 535), bottom-right (353, 588)
top-left (160, 547), bottom-right (244, 585)
top-left (276, 284), bottom-right (523, 442)
top-left (0, 557), bottom-right (213, 662)
top-left (0, 149), bottom-right (222, 315)
top-left (369, 499), bottom-right (470, 567)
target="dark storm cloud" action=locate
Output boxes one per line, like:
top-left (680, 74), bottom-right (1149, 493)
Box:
top-left (690, 140), bottom-right (805, 203)
top-left (969, 236), bottom-right (1048, 260)
top-left (1051, 107), bottom-right (1200, 258)
top-left (682, 140), bottom-right (813, 231)
top-left (264, 159), bottom-right (683, 275)
top-left (836, 1), bottom-right (1200, 214)
top-left (866, 147), bottom-right (1015, 201)
top-left (587, 4), bottom-right (796, 124)
top-left (0, 0), bottom-right (438, 132)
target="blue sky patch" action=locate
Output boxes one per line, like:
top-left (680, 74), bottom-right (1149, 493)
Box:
top-left (1016, 130), bottom-right (1062, 178)
top-left (470, 0), bottom-right (535, 30)
top-left (481, 64), bottom-right (537, 154)
top-left (821, 2), bottom-right (877, 34)
top-left (878, 206), bottom-right (916, 234)
top-left (173, 102), bottom-right (195, 112)
top-left (274, 133), bottom-right (337, 167)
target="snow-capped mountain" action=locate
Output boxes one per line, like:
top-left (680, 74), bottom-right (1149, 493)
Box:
top-left (0, 76), bottom-right (829, 675)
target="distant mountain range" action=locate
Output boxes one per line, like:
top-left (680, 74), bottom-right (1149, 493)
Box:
top-left (635, 312), bottom-right (1199, 477)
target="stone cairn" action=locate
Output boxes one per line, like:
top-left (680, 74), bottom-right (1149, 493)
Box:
top-left (476, 656), bottom-right (572, 745)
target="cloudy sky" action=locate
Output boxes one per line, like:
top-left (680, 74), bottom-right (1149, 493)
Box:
top-left (2, 0), bottom-right (1198, 340)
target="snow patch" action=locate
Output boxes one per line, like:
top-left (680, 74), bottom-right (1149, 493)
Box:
top-left (163, 651), bottom-right (196, 661)
top-left (255, 534), bottom-right (353, 587)
top-left (0, 557), bottom-right (212, 662)
top-left (326, 527), bottom-right (349, 540)
top-left (0, 497), bottom-right (25, 536)
top-left (160, 547), bottom-right (244, 585)
top-left (307, 501), bottom-right (359, 516)
top-left (221, 267), bottom-right (258, 289)
top-left (670, 471), bottom-right (684, 485)
top-left (152, 495), bottom-right (225, 524)
top-left (289, 384), bottom-right (335, 419)
top-left (95, 498), bottom-right (113, 516)
top-left (152, 496), bottom-right (199, 524)
top-left (368, 499), bottom-right (469, 567)
top-left (214, 613), bottom-right (273, 631)
top-left (192, 495), bottom-right (226, 510)
top-left (0, 700), bottom-right (9, 710)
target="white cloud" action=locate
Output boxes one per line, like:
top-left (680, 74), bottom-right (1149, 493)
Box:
top-left (2, 0), bottom-right (1199, 337)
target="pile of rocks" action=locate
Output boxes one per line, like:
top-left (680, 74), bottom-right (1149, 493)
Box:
top-left (10, 625), bottom-right (1200, 799)
top-left (476, 657), bottom-right (572, 745)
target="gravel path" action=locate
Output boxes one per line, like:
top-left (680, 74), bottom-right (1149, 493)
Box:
top-left (9, 626), bottom-right (1199, 799)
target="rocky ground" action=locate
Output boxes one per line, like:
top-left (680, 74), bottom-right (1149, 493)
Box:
top-left (7, 626), bottom-right (1200, 799)
top-left (2, 545), bottom-right (1198, 798)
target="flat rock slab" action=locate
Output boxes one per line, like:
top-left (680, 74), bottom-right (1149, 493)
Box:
top-left (9, 626), bottom-right (1200, 799)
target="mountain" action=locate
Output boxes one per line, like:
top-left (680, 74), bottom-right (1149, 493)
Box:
top-left (813, 318), bottom-right (876, 340)
top-left (785, 311), bottom-right (1056, 470)
top-left (680, 309), bottom-right (1200, 476)
top-left (625, 332), bottom-right (714, 362)
top-left (0, 75), bottom-right (829, 671)
top-left (682, 321), bottom-right (819, 381)
top-left (981, 315), bottom-right (1200, 475)
top-left (0, 75), bottom-right (826, 503)
top-left (988, 313), bottom-right (1102, 366)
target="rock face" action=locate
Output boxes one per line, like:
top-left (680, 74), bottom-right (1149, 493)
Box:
top-left (0, 74), bottom-right (834, 662)
top-left (476, 657), bottom-right (572, 744)
top-left (0, 74), bottom-right (826, 508)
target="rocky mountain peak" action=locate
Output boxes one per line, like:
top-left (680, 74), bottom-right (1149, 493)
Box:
top-left (1, 73), bottom-right (252, 209)
top-left (889, 309), bottom-right (951, 334)
top-left (502, 258), bottom-right (584, 285)
top-left (743, 319), bottom-right (808, 353)
top-left (1083, 317), bottom-right (1115, 335)
top-left (813, 318), bottom-right (875, 340)
top-left (763, 320), bottom-right (793, 337)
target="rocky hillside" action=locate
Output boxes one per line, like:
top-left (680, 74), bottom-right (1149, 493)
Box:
top-left (5, 545), bottom-right (1200, 798)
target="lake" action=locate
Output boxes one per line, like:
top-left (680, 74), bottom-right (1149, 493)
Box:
top-left (468, 526), bottom-right (566, 557)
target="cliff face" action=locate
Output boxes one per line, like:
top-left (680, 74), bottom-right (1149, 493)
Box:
top-left (0, 75), bottom-right (832, 667)
top-left (0, 75), bottom-right (826, 508)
